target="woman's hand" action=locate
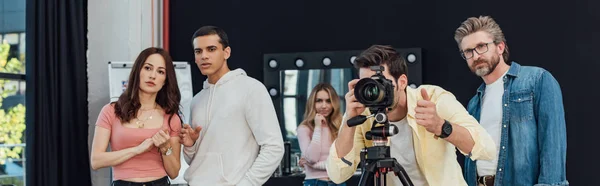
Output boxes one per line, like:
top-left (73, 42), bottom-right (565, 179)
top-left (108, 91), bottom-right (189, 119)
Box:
top-left (314, 113), bottom-right (326, 126)
top-left (152, 129), bottom-right (171, 151)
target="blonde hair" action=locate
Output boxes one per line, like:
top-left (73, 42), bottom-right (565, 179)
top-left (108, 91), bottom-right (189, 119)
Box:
top-left (299, 83), bottom-right (342, 141)
top-left (454, 15), bottom-right (510, 62)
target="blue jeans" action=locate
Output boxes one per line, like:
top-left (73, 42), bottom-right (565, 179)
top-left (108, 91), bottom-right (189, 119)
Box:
top-left (303, 179), bottom-right (346, 186)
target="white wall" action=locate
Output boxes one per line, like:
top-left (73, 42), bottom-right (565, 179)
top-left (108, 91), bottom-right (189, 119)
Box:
top-left (87, 0), bottom-right (162, 185)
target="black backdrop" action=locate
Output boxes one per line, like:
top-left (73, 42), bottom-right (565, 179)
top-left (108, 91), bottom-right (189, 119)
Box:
top-left (169, 0), bottom-right (599, 185)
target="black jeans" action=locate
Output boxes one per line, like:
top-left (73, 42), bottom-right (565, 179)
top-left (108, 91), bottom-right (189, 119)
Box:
top-left (112, 176), bottom-right (170, 186)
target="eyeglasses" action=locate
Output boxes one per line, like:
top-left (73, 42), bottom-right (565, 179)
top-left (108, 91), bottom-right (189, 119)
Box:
top-left (460, 42), bottom-right (495, 59)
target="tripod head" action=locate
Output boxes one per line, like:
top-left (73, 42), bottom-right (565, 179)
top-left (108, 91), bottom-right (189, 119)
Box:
top-left (347, 107), bottom-right (399, 143)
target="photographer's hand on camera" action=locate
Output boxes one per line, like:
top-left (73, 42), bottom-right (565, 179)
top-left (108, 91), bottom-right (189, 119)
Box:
top-left (344, 79), bottom-right (366, 120)
top-left (415, 89), bottom-right (445, 136)
top-left (334, 79), bottom-right (365, 158)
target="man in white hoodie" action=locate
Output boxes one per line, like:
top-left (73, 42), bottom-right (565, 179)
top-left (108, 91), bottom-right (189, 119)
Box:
top-left (178, 25), bottom-right (284, 186)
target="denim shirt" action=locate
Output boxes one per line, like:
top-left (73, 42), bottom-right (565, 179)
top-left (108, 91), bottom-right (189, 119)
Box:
top-left (464, 62), bottom-right (569, 186)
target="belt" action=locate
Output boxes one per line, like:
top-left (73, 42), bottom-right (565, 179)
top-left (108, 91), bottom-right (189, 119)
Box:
top-left (477, 175), bottom-right (495, 186)
top-left (112, 176), bottom-right (170, 186)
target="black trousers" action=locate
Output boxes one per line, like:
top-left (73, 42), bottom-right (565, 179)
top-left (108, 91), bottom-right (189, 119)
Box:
top-left (112, 176), bottom-right (170, 186)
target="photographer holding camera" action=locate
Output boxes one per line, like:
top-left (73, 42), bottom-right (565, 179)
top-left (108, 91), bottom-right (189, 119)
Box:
top-left (326, 45), bottom-right (496, 186)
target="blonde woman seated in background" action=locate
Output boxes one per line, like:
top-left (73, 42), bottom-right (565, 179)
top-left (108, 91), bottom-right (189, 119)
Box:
top-left (297, 83), bottom-right (346, 186)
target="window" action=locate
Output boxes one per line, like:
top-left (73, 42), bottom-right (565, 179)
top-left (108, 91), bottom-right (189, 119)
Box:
top-left (0, 0), bottom-right (27, 185)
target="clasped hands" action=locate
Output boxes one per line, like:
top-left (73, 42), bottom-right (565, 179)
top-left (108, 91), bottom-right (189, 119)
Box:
top-left (137, 128), bottom-right (172, 154)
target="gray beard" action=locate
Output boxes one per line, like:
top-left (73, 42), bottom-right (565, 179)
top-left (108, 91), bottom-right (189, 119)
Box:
top-left (473, 55), bottom-right (500, 77)
top-left (475, 67), bottom-right (491, 77)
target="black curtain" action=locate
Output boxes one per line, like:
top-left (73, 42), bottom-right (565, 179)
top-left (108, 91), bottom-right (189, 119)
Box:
top-left (26, 0), bottom-right (91, 185)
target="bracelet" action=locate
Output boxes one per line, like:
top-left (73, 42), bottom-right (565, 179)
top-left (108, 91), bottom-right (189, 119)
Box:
top-left (160, 146), bottom-right (171, 153)
top-left (163, 146), bottom-right (172, 156)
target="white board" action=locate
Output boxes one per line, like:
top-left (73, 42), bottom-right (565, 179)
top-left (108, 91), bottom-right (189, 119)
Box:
top-left (107, 61), bottom-right (193, 184)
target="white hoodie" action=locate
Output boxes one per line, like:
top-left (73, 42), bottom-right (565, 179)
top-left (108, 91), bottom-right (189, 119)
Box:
top-left (183, 69), bottom-right (284, 186)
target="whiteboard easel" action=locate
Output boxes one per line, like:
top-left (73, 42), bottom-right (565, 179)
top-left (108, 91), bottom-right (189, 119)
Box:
top-left (107, 61), bottom-right (193, 184)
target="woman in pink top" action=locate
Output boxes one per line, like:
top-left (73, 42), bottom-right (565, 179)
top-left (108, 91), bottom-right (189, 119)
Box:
top-left (297, 83), bottom-right (346, 186)
top-left (91, 47), bottom-right (182, 186)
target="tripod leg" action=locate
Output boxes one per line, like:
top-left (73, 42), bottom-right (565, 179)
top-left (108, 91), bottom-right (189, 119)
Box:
top-left (392, 160), bottom-right (414, 186)
top-left (359, 161), bottom-right (377, 186)
top-left (383, 171), bottom-right (387, 186)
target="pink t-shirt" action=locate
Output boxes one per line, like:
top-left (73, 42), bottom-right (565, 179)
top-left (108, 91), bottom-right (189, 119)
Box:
top-left (95, 104), bottom-right (181, 180)
top-left (297, 124), bottom-right (333, 180)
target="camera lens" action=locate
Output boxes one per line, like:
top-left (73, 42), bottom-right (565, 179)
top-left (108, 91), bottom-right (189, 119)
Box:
top-left (357, 81), bottom-right (385, 104)
top-left (362, 83), bottom-right (381, 102)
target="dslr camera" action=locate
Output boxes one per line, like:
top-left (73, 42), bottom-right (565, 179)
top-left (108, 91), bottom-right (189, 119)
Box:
top-left (354, 65), bottom-right (395, 109)
top-left (347, 65), bottom-right (396, 129)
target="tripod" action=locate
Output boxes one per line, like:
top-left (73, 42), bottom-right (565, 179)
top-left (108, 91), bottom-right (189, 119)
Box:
top-left (348, 111), bottom-right (414, 186)
top-left (358, 135), bottom-right (414, 186)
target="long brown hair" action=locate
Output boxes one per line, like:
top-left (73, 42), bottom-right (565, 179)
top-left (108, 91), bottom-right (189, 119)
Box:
top-left (299, 83), bottom-right (342, 141)
top-left (113, 47), bottom-right (181, 124)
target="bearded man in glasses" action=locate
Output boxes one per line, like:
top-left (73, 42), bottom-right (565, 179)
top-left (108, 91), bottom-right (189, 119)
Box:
top-left (454, 15), bottom-right (568, 186)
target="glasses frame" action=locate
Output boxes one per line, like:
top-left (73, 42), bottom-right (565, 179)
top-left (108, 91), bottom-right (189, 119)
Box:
top-left (460, 41), bottom-right (495, 59)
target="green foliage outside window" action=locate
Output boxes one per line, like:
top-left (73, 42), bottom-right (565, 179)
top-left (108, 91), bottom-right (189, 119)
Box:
top-left (0, 40), bottom-right (26, 166)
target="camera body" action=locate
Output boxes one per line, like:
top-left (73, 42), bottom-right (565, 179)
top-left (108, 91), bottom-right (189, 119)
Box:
top-left (354, 65), bottom-right (395, 109)
top-left (347, 65), bottom-right (398, 137)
